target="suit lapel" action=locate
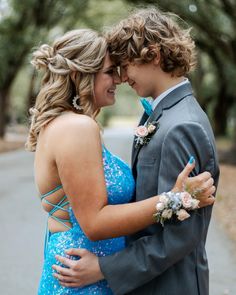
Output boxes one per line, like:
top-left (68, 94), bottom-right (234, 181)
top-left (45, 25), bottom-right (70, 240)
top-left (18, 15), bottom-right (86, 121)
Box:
top-left (138, 111), bottom-right (150, 126)
top-left (131, 82), bottom-right (193, 169)
top-left (131, 112), bottom-right (149, 167)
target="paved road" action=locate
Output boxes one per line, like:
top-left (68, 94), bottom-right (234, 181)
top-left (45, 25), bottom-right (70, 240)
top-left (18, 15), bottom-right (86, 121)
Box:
top-left (0, 127), bottom-right (236, 295)
top-left (0, 150), bottom-right (45, 294)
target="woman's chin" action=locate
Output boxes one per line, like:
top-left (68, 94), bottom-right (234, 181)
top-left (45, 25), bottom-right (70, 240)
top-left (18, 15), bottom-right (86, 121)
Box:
top-left (104, 99), bottom-right (116, 107)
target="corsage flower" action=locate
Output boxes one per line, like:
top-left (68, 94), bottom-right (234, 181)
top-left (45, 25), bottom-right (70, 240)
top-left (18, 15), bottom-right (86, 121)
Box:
top-left (153, 191), bottom-right (200, 226)
top-left (134, 121), bottom-right (159, 148)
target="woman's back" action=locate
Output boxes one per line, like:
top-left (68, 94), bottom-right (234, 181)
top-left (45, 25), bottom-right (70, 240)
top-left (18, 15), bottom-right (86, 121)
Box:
top-left (36, 114), bottom-right (135, 294)
top-left (35, 114), bottom-right (74, 233)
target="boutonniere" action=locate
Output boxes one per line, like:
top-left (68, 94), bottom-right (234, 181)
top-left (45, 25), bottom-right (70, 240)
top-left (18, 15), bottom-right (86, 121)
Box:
top-left (134, 121), bottom-right (160, 148)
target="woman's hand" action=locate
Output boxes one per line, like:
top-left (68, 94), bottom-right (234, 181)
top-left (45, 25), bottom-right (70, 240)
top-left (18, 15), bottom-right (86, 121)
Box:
top-left (172, 157), bottom-right (215, 208)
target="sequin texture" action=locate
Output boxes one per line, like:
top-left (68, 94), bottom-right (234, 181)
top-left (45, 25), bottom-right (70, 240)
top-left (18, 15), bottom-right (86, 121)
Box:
top-left (38, 146), bottom-right (135, 294)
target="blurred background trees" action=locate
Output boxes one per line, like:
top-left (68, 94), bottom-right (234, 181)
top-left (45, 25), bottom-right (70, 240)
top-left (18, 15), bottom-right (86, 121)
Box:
top-left (0, 0), bottom-right (236, 160)
top-left (0, 0), bottom-right (88, 136)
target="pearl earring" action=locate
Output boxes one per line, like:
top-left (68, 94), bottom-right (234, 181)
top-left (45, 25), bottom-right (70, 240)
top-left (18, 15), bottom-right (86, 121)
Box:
top-left (72, 95), bottom-right (83, 110)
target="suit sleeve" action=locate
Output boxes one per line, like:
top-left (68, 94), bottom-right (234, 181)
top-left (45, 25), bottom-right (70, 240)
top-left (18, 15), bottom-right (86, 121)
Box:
top-left (98, 122), bottom-right (218, 295)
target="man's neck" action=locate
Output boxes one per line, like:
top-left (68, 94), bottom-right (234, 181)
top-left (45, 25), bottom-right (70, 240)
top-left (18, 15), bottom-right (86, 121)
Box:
top-left (153, 73), bottom-right (185, 99)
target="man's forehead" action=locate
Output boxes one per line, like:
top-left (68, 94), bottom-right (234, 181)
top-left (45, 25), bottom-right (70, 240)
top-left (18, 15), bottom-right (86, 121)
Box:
top-left (120, 60), bottom-right (129, 67)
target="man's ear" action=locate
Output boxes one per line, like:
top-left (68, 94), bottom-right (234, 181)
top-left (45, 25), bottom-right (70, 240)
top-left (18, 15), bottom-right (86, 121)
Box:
top-left (153, 51), bottom-right (161, 66)
top-left (148, 44), bottom-right (161, 66)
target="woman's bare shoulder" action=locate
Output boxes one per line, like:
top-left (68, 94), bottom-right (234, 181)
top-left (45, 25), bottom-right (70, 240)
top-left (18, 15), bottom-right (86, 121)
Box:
top-left (51, 113), bottom-right (102, 163)
top-left (48, 112), bottom-right (100, 137)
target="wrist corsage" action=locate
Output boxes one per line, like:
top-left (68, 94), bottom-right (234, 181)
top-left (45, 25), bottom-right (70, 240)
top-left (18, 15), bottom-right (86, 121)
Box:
top-left (134, 121), bottom-right (159, 148)
top-left (153, 191), bottom-right (200, 226)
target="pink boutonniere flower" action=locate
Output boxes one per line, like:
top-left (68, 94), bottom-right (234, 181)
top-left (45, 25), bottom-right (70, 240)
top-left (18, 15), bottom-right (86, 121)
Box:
top-left (135, 126), bottom-right (149, 137)
top-left (134, 121), bottom-right (159, 148)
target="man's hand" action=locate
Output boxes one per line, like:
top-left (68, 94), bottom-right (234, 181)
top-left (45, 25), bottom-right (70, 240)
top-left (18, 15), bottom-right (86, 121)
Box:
top-left (52, 248), bottom-right (104, 288)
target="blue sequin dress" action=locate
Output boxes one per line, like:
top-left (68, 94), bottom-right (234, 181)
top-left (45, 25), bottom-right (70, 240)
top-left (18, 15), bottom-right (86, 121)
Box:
top-left (38, 146), bottom-right (135, 294)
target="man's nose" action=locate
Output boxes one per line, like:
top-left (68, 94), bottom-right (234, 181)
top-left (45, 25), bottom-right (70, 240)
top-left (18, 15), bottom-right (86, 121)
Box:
top-left (120, 68), bottom-right (128, 83)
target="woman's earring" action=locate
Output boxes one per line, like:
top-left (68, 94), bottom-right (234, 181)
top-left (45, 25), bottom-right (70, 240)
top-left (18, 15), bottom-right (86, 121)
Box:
top-left (72, 95), bottom-right (83, 110)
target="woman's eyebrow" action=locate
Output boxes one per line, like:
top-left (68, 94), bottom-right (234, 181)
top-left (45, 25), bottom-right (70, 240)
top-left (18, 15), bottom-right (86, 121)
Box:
top-left (103, 65), bottom-right (116, 71)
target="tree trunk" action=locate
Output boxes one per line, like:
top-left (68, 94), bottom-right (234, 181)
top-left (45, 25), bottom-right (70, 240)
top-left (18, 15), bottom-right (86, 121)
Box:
top-left (0, 89), bottom-right (9, 138)
top-left (26, 69), bottom-right (37, 110)
top-left (213, 91), bottom-right (230, 136)
top-left (191, 54), bottom-right (213, 113)
top-left (213, 107), bottom-right (227, 136)
top-left (231, 114), bottom-right (236, 151)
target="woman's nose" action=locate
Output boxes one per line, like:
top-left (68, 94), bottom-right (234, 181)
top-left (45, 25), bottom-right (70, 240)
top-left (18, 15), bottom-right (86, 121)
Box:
top-left (113, 70), bottom-right (121, 85)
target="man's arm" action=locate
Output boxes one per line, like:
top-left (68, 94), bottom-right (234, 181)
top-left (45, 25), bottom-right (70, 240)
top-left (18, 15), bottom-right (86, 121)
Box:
top-left (98, 122), bottom-right (218, 295)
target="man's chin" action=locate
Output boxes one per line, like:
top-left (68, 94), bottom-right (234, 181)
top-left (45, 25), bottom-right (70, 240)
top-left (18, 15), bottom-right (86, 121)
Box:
top-left (133, 89), bottom-right (143, 96)
top-left (137, 91), bottom-right (148, 98)
top-left (130, 86), bottom-right (147, 97)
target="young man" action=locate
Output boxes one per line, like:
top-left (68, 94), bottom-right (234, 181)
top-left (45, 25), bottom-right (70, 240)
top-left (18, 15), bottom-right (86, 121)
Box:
top-left (53, 8), bottom-right (219, 294)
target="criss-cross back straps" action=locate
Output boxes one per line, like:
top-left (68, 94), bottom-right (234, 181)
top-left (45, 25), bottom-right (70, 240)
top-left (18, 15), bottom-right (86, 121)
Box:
top-left (40, 184), bottom-right (71, 228)
top-left (40, 185), bottom-right (72, 259)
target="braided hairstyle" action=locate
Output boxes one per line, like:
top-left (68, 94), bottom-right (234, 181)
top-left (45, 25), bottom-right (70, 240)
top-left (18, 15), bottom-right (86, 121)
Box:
top-left (26, 29), bottom-right (107, 151)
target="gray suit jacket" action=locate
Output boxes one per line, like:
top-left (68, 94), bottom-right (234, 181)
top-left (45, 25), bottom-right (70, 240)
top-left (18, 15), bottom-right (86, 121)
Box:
top-left (99, 82), bottom-right (219, 295)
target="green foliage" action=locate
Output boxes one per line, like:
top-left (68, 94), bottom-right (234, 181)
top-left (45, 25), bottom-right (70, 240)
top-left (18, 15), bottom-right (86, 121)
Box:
top-left (77, 0), bottom-right (132, 29)
top-left (0, 0), bottom-right (89, 88)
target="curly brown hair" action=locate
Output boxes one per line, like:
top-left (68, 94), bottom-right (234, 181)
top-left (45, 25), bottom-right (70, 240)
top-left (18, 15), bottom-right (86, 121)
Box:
top-left (106, 7), bottom-right (196, 77)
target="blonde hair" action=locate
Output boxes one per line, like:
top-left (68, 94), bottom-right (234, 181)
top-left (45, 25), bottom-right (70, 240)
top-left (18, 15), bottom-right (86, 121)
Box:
top-left (106, 7), bottom-right (196, 76)
top-left (26, 29), bottom-right (107, 151)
